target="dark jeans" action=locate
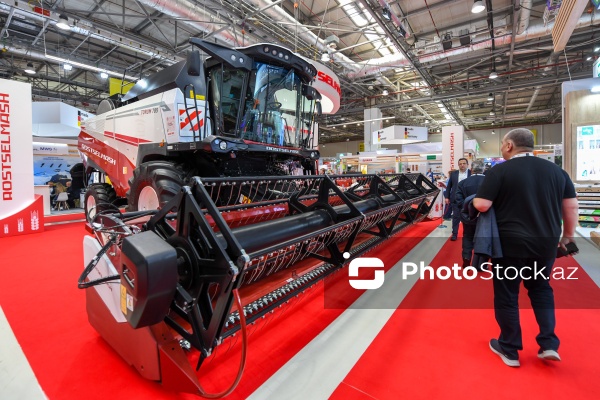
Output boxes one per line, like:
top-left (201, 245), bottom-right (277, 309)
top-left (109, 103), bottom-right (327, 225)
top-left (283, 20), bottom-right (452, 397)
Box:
top-left (491, 257), bottom-right (559, 359)
top-left (462, 223), bottom-right (476, 261)
top-left (451, 203), bottom-right (461, 235)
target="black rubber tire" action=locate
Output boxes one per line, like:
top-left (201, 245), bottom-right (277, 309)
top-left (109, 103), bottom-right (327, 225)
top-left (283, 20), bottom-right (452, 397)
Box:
top-left (127, 161), bottom-right (186, 211)
top-left (84, 183), bottom-right (118, 222)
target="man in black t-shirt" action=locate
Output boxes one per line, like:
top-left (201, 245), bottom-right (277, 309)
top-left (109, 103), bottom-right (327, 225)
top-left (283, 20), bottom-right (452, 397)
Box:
top-left (473, 128), bottom-right (578, 368)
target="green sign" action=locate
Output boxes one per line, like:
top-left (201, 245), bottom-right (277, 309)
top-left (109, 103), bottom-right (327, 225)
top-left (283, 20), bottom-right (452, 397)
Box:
top-left (426, 155), bottom-right (436, 160)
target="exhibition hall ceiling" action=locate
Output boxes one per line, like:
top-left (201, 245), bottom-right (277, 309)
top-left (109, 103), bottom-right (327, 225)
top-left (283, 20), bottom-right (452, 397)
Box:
top-left (0, 0), bottom-right (598, 154)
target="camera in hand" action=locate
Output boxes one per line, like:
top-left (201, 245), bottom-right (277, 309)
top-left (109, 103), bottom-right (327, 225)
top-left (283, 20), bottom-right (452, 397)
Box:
top-left (557, 242), bottom-right (579, 258)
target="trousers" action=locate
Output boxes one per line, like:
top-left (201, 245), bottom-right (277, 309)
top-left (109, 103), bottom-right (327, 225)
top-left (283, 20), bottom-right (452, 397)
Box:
top-left (490, 256), bottom-right (559, 359)
top-left (451, 203), bottom-right (461, 235)
top-left (461, 223), bottom-right (476, 261)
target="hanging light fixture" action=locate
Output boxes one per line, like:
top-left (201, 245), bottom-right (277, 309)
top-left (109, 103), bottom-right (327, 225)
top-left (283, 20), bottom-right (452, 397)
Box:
top-left (321, 52), bottom-right (330, 62)
top-left (63, 63), bottom-right (73, 71)
top-left (489, 69), bottom-right (498, 79)
top-left (487, 93), bottom-right (494, 101)
top-left (490, 110), bottom-right (495, 116)
top-left (491, 130), bottom-right (496, 134)
top-left (24, 62), bottom-right (36, 74)
top-left (382, 89), bottom-right (389, 96)
top-left (56, 14), bottom-right (71, 30)
top-left (472, 0), bottom-right (485, 14)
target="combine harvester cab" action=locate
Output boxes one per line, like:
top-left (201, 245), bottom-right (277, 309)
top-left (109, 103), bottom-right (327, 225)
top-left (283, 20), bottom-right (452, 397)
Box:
top-left (78, 38), bottom-right (322, 217)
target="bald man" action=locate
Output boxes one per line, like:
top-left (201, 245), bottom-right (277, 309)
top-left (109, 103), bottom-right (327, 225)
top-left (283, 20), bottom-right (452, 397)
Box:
top-left (473, 128), bottom-right (578, 368)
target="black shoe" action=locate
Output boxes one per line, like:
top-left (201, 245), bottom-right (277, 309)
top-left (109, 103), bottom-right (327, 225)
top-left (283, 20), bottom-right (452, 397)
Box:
top-left (462, 258), bottom-right (471, 268)
top-left (489, 339), bottom-right (520, 367)
top-left (450, 235), bottom-right (457, 241)
top-left (538, 349), bottom-right (561, 361)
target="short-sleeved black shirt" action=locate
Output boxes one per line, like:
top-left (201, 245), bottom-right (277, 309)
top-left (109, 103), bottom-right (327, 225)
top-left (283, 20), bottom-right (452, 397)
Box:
top-left (475, 155), bottom-right (576, 258)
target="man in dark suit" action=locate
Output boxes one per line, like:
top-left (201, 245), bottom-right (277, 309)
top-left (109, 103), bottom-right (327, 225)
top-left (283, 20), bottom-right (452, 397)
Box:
top-left (455, 160), bottom-right (486, 267)
top-left (444, 158), bottom-right (470, 240)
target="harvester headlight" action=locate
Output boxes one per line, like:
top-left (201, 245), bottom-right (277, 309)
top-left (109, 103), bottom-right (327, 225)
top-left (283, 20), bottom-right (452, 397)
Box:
top-left (219, 141), bottom-right (228, 150)
top-left (310, 152), bottom-right (316, 158)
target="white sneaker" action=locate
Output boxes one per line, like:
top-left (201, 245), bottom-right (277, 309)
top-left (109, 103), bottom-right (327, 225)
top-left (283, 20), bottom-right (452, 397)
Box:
top-left (489, 339), bottom-right (520, 367)
top-left (538, 349), bottom-right (561, 361)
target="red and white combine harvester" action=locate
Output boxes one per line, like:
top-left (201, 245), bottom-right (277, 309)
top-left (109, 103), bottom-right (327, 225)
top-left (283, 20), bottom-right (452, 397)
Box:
top-left (77, 38), bottom-right (439, 397)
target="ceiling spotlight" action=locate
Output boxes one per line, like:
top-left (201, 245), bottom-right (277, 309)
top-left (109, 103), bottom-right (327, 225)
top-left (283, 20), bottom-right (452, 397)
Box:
top-left (587, 56), bottom-right (593, 61)
top-left (368, 85), bottom-right (374, 90)
top-left (490, 111), bottom-right (495, 116)
top-left (56, 14), bottom-right (71, 30)
top-left (406, 106), bottom-right (413, 111)
top-left (483, 140), bottom-right (487, 143)
top-left (382, 89), bottom-right (389, 96)
top-left (472, 0), bottom-right (485, 14)
top-left (437, 129), bottom-right (441, 133)
top-left (321, 52), bottom-right (330, 62)
top-left (489, 70), bottom-right (498, 79)
top-left (487, 93), bottom-right (494, 101)
top-left (63, 63), bottom-right (73, 71)
top-left (595, 47), bottom-right (600, 52)
top-left (425, 119), bottom-right (430, 124)
top-left (100, 72), bottom-right (109, 79)
top-left (24, 62), bottom-right (35, 74)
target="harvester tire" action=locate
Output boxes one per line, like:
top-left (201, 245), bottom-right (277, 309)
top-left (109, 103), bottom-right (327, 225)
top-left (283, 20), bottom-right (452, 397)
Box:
top-left (127, 161), bottom-right (186, 211)
top-left (84, 183), bottom-right (118, 222)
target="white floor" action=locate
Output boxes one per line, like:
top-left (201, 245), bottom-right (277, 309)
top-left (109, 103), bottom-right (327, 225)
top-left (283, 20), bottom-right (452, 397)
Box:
top-left (0, 307), bottom-right (47, 399)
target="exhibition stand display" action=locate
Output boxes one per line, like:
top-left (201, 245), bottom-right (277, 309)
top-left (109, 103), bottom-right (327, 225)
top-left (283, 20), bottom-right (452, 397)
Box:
top-left (0, 79), bottom-right (44, 238)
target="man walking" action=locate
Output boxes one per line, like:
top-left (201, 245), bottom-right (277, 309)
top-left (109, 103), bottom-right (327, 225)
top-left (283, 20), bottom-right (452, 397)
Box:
top-left (445, 158), bottom-right (470, 240)
top-left (455, 160), bottom-right (486, 267)
top-left (473, 128), bottom-right (578, 367)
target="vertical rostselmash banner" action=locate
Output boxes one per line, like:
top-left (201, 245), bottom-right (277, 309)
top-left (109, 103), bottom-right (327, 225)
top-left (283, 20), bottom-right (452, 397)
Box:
top-left (441, 125), bottom-right (464, 175)
top-left (0, 79), bottom-right (42, 237)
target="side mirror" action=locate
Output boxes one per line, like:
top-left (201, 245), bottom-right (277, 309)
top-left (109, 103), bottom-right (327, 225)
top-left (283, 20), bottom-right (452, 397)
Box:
top-left (302, 85), bottom-right (322, 101)
top-left (315, 100), bottom-right (322, 116)
top-left (187, 51), bottom-right (201, 76)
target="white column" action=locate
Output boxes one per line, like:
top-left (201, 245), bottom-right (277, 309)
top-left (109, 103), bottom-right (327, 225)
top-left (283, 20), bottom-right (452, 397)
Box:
top-left (364, 108), bottom-right (382, 152)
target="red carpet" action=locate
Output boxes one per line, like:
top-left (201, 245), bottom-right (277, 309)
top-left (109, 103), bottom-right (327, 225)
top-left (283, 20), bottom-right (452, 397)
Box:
top-left (329, 237), bottom-right (600, 400)
top-left (0, 220), bottom-right (438, 399)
